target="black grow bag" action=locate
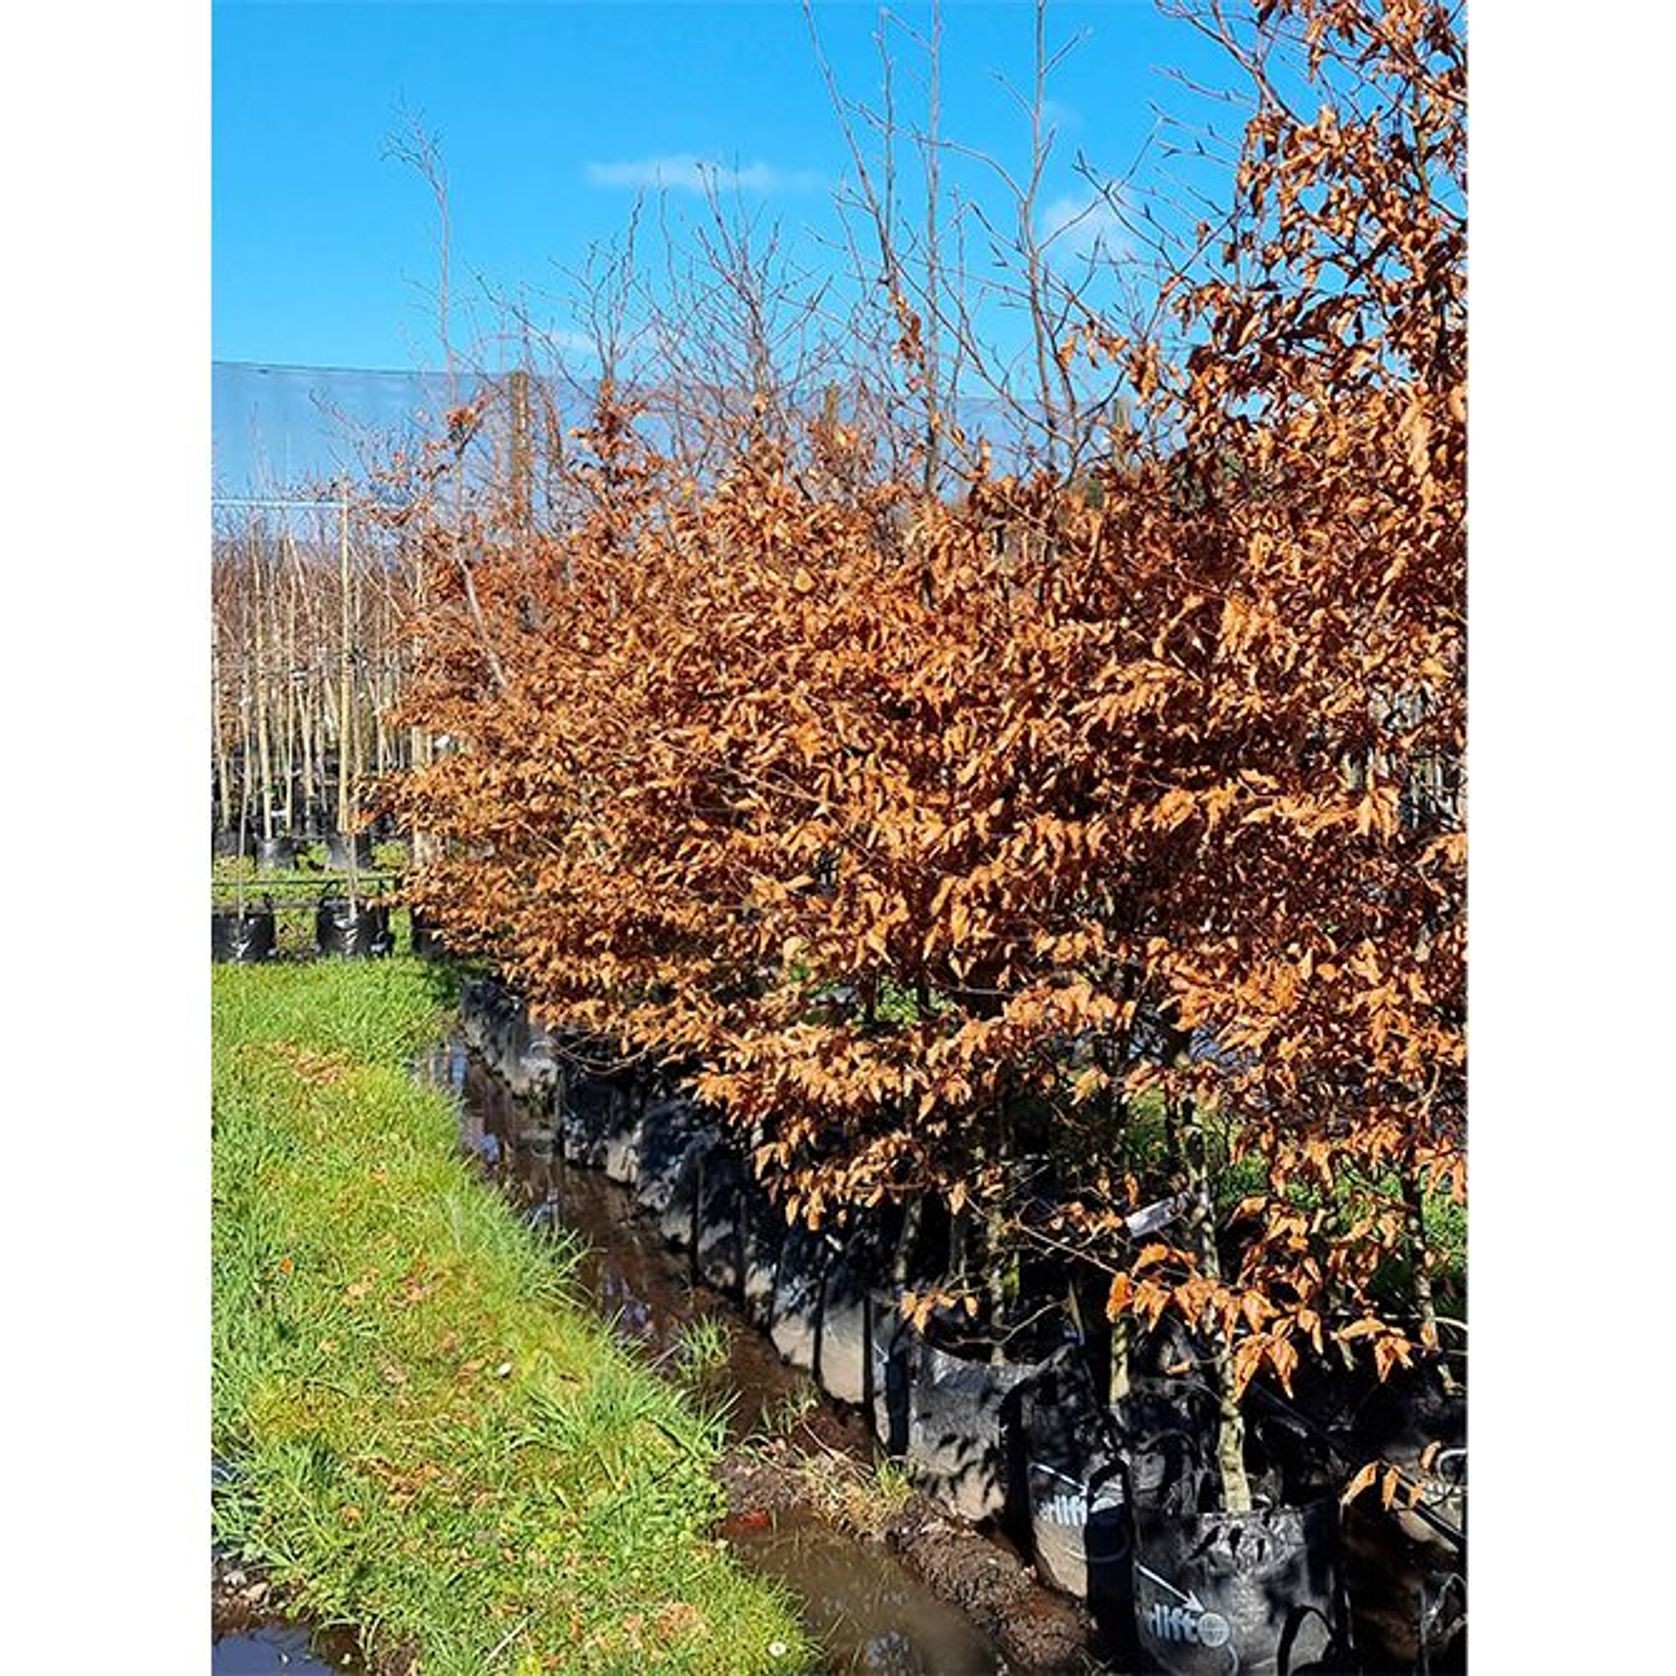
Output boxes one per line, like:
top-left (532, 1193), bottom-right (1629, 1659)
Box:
top-left (739, 1180), bottom-right (786, 1327)
top-left (633, 1097), bottom-right (704, 1213)
top-left (898, 1330), bottom-right (1041, 1523)
top-left (211, 906), bottom-right (276, 963)
top-left (324, 831), bottom-right (374, 871)
top-left (410, 910), bottom-right (447, 961)
top-left (601, 1090), bottom-right (644, 1183)
top-left (769, 1224), bottom-right (828, 1372)
top-left (257, 835), bottom-right (298, 874)
top-left (870, 1293), bottom-right (911, 1453)
top-left (516, 1018), bottom-right (562, 1102)
top-left (657, 1128), bottom-right (720, 1251)
top-left (560, 1071), bottom-right (617, 1170)
top-left (1132, 1498), bottom-right (1350, 1676)
top-left (814, 1236), bottom-right (876, 1407)
top-left (694, 1146), bottom-right (747, 1295)
top-left (213, 828), bottom-right (253, 859)
top-left (314, 899), bottom-right (393, 959)
top-left (457, 976), bottom-right (496, 1050)
top-left (1018, 1350), bottom-right (1129, 1598)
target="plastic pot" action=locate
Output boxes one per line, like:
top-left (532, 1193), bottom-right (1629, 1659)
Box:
top-left (211, 906), bottom-right (276, 963)
top-left (314, 899), bottom-right (393, 959)
top-left (257, 835), bottom-right (298, 874)
top-left (324, 831), bottom-right (374, 872)
top-left (410, 909), bottom-right (448, 961)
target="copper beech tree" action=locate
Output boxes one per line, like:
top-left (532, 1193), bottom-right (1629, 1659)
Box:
top-left (390, 0), bottom-right (1463, 1515)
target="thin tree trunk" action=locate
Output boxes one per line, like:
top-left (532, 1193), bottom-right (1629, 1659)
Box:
top-left (1402, 1161), bottom-right (1459, 1394)
top-left (212, 610), bottom-right (231, 834)
top-left (1178, 1092), bottom-right (1252, 1513)
top-left (251, 530), bottom-right (275, 844)
top-left (893, 1195), bottom-right (923, 1289)
top-left (238, 654), bottom-right (254, 848)
top-left (984, 1095), bottom-right (1016, 1364)
top-left (299, 670), bottom-right (315, 828)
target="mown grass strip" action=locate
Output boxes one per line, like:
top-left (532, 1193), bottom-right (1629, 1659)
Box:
top-left (213, 958), bottom-right (810, 1675)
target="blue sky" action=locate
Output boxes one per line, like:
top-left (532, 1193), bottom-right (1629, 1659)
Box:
top-left (214, 0), bottom-right (1234, 366)
top-left (213, 1), bottom-right (1242, 488)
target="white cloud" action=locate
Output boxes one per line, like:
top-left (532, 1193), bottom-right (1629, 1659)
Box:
top-left (544, 327), bottom-right (602, 360)
top-left (1038, 190), bottom-right (1129, 263)
top-left (585, 154), bottom-right (824, 195)
top-left (1041, 98), bottom-right (1083, 134)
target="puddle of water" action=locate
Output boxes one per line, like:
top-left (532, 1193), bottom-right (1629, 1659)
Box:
top-left (723, 1509), bottom-right (1001, 1675)
top-left (428, 1040), bottom-right (1013, 1674)
top-left (211, 1628), bottom-right (341, 1675)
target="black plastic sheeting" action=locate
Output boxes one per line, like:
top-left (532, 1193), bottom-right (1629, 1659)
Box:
top-left (1131, 1498), bottom-right (1350, 1676)
top-left (314, 899), bottom-right (393, 959)
top-left (210, 907), bottom-right (276, 963)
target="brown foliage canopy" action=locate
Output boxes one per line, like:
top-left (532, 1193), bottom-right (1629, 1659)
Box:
top-left (392, 0), bottom-right (1463, 1396)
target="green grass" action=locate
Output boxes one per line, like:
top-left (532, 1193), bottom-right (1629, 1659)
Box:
top-left (213, 958), bottom-right (811, 1675)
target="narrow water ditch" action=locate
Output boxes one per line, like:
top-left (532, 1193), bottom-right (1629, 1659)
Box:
top-left (432, 1037), bottom-right (1044, 1675)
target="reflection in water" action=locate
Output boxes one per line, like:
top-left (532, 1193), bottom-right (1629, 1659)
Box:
top-left (211, 1628), bottom-right (340, 1675)
top-left (430, 1039), bottom-right (1008, 1675)
top-left (722, 1511), bottom-right (999, 1675)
